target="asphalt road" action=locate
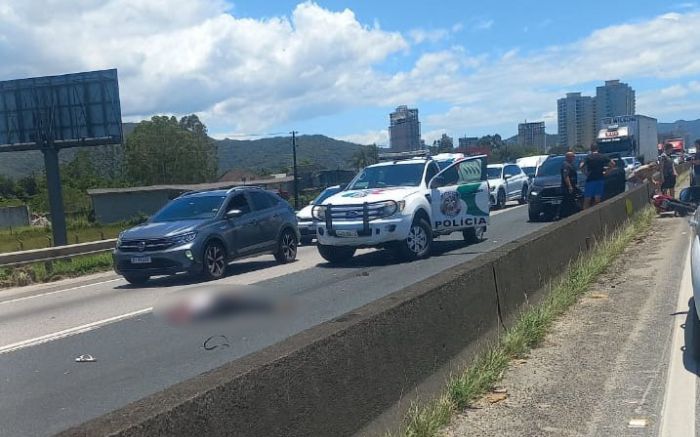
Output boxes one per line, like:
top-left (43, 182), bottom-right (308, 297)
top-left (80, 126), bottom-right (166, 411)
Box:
top-left (0, 204), bottom-right (545, 436)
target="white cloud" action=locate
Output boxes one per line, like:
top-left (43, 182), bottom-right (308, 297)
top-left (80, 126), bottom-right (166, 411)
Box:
top-left (2, 2), bottom-right (700, 144)
top-left (338, 129), bottom-right (388, 146)
top-left (0, 0), bottom-right (408, 134)
top-left (473, 19), bottom-right (494, 31)
top-left (672, 2), bottom-right (697, 10)
top-left (409, 28), bottom-right (449, 44)
top-left (414, 11), bottom-right (700, 136)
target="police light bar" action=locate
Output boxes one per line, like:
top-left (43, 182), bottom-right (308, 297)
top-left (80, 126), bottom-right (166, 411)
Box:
top-left (377, 150), bottom-right (430, 161)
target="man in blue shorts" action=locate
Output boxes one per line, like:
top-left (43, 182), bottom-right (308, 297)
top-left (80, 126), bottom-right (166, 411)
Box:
top-left (580, 143), bottom-right (614, 209)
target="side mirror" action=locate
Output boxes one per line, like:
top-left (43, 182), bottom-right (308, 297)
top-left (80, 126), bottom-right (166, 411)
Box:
top-left (226, 209), bottom-right (243, 219)
top-left (430, 176), bottom-right (446, 189)
top-left (504, 175), bottom-right (511, 180)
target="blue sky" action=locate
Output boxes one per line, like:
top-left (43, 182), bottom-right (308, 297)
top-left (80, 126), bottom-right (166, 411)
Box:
top-left (1, 1), bottom-right (699, 145)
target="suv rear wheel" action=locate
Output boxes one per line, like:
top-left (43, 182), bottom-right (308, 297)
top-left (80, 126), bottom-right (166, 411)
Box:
top-left (397, 217), bottom-right (432, 261)
top-left (519, 185), bottom-right (528, 204)
top-left (274, 228), bottom-right (298, 264)
top-left (124, 273), bottom-right (149, 285)
top-left (202, 241), bottom-right (227, 280)
top-left (496, 189), bottom-right (506, 210)
top-left (318, 244), bottom-right (356, 264)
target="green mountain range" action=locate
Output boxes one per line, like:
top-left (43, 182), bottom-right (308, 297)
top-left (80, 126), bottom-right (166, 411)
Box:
top-left (1, 118), bottom-right (698, 180)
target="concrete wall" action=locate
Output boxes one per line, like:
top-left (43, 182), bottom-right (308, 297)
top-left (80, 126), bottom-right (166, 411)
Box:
top-left (91, 190), bottom-right (175, 224)
top-left (60, 184), bottom-right (652, 437)
top-left (0, 205), bottom-right (30, 229)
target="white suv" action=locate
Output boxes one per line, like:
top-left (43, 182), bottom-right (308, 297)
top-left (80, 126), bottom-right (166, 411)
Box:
top-left (312, 155), bottom-right (490, 263)
top-left (486, 163), bottom-right (529, 209)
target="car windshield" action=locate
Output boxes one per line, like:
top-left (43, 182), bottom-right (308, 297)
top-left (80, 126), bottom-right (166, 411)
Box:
top-left (151, 195), bottom-right (226, 221)
top-left (313, 187), bottom-right (341, 204)
top-left (347, 163), bottom-right (425, 189)
top-left (487, 167), bottom-right (502, 180)
top-left (521, 167), bottom-right (536, 178)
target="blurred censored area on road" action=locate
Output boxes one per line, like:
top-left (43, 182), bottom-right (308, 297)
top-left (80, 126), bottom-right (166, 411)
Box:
top-left (153, 284), bottom-right (294, 327)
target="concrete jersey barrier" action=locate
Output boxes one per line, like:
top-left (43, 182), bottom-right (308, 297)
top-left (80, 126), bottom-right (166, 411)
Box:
top-left (58, 184), bottom-right (651, 437)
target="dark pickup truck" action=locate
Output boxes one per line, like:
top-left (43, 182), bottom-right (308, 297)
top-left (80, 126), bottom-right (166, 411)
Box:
top-left (527, 153), bottom-right (626, 221)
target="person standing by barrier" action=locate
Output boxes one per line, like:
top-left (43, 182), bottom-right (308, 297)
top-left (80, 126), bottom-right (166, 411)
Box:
top-left (556, 151), bottom-right (579, 219)
top-left (659, 143), bottom-right (677, 197)
top-left (691, 140), bottom-right (700, 186)
top-left (581, 144), bottom-right (613, 209)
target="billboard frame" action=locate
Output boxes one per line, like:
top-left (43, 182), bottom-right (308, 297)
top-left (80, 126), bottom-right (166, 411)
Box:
top-left (0, 69), bottom-right (123, 246)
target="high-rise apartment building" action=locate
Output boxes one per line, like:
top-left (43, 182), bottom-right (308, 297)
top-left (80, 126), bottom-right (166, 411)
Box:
top-left (557, 92), bottom-right (596, 150)
top-left (595, 80), bottom-right (635, 127)
top-left (518, 121), bottom-right (546, 151)
top-left (458, 136), bottom-right (479, 149)
top-left (389, 105), bottom-right (421, 151)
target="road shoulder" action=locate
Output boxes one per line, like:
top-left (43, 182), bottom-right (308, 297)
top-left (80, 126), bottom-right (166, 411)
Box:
top-left (443, 214), bottom-right (690, 437)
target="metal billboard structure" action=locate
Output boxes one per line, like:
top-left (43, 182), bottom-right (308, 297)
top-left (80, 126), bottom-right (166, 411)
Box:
top-left (0, 69), bottom-right (123, 246)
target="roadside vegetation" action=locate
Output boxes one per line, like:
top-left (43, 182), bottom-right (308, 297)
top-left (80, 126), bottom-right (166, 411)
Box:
top-left (397, 207), bottom-right (655, 437)
top-left (0, 252), bottom-right (113, 288)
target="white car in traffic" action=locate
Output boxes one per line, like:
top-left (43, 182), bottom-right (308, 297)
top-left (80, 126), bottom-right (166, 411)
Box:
top-left (296, 185), bottom-right (342, 244)
top-left (516, 155), bottom-right (549, 182)
top-left (622, 156), bottom-right (641, 179)
top-left (487, 163), bottom-right (529, 209)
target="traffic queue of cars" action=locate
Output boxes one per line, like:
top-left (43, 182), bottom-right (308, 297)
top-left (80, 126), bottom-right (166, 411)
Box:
top-left (112, 151), bottom-right (632, 284)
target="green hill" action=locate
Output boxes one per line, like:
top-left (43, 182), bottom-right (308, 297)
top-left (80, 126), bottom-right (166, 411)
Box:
top-left (0, 124), bottom-right (363, 180)
top-left (217, 134), bottom-right (362, 175)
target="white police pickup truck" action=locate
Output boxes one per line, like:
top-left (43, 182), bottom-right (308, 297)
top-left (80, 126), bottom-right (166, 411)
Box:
top-left (312, 153), bottom-right (490, 263)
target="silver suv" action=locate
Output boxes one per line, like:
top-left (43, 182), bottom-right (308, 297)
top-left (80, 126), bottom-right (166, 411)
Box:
top-left (113, 186), bottom-right (299, 284)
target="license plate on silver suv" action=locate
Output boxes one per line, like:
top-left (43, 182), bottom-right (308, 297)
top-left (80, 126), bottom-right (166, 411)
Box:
top-left (130, 256), bottom-right (152, 264)
top-left (335, 229), bottom-right (358, 238)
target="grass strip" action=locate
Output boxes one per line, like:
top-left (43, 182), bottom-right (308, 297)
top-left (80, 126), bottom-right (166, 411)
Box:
top-left (400, 206), bottom-right (655, 437)
top-left (0, 252), bottom-right (113, 288)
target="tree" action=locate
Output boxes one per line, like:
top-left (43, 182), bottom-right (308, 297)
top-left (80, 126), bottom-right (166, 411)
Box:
top-left (351, 144), bottom-right (379, 170)
top-left (124, 115), bottom-right (217, 185)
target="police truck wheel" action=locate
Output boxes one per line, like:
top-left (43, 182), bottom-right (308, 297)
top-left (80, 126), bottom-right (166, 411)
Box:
top-left (397, 218), bottom-right (432, 261)
top-left (463, 226), bottom-right (486, 244)
top-left (318, 244), bottom-right (356, 264)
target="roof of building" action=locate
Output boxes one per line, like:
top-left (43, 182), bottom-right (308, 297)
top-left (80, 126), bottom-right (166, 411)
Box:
top-left (87, 176), bottom-right (294, 196)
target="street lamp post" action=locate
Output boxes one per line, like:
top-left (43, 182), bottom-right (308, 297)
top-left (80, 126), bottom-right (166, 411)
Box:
top-left (291, 131), bottom-right (300, 210)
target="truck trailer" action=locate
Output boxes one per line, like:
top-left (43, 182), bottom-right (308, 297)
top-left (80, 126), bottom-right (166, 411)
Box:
top-left (596, 115), bottom-right (658, 164)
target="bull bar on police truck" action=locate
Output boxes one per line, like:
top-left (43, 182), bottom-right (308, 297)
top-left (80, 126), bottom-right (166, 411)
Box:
top-left (312, 200), bottom-right (402, 237)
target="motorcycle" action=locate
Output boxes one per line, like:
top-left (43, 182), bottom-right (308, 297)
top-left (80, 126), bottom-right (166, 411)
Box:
top-left (653, 187), bottom-right (700, 217)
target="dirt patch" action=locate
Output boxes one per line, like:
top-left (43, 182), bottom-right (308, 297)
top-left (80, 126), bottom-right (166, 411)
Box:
top-left (442, 216), bottom-right (690, 437)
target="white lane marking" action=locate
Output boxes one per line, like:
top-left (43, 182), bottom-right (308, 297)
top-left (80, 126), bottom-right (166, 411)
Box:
top-left (0, 206), bottom-right (528, 353)
top-left (0, 307), bottom-right (152, 355)
top-left (0, 278), bottom-right (124, 306)
top-left (491, 204), bottom-right (526, 216)
top-left (659, 245), bottom-right (696, 437)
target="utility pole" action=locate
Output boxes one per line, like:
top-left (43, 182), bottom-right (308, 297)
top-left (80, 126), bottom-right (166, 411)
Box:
top-left (42, 140), bottom-right (68, 246)
top-left (291, 131), bottom-right (299, 210)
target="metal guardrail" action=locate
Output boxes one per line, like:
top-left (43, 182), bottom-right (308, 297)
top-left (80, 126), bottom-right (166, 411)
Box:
top-left (0, 239), bottom-right (116, 268)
